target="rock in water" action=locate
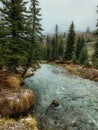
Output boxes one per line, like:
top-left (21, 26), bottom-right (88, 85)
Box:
top-left (50, 100), bottom-right (59, 107)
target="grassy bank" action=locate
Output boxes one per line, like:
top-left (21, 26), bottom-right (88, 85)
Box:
top-left (58, 63), bottom-right (98, 81)
top-left (0, 70), bottom-right (38, 129)
top-left (50, 62), bottom-right (98, 81)
top-left (0, 115), bottom-right (38, 130)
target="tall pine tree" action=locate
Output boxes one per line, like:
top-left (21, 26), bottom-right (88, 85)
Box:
top-left (0, 0), bottom-right (29, 71)
top-left (55, 25), bottom-right (59, 57)
top-left (58, 38), bottom-right (64, 58)
top-left (64, 22), bottom-right (75, 61)
top-left (79, 45), bottom-right (88, 65)
top-left (21, 0), bottom-right (43, 77)
top-left (74, 36), bottom-right (85, 62)
top-left (28, 0), bottom-right (43, 64)
top-left (92, 5), bottom-right (98, 68)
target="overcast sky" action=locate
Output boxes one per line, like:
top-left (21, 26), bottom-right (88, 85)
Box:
top-left (39, 0), bottom-right (98, 34)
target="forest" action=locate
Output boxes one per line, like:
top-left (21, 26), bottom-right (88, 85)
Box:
top-left (0, 0), bottom-right (98, 74)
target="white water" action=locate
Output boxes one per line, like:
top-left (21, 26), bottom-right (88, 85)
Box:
top-left (25, 64), bottom-right (98, 130)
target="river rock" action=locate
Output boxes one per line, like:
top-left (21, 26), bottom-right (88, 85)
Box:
top-left (16, 66), bottom-right (24, 74)
top-left (0, 89), bottom-right (34, 117)
top-left (50, 100), bottom-right (59, 107)
top-left (16, 66), bottom-right (35, 77)
top-left (25, 67), bottom-right (35, 78)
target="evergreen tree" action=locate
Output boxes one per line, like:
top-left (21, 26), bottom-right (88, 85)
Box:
top-left (64, 22), bottom-right (75, 61)
top-left (46, 35), bottom-right (51, 45)
top-left (51, 37), bottom-right (56, 59)
top-left (40, 45), bottom-right (45, 60)
top-left (79, 45), bottom-right (88, 65)
top-left (0, 0), bottom-right (29, 71)
top-left (28, 0), bottom-right (43, 63)
top-left (46, 45), bottom-right (52, 60)
top-left (58, 38), bottom-right (64, 57)
top-left (55, 24), bottom-right (59, 57)
top-left (43, 47), bottom-right (48, 60)
top-left (21, 0), bottom-right (43, 77)
top-left (92, 5), bottom-right (98, 68)
top-left (0, 22), bottom-right (7, 68)
top-left (63, 32), bottom-right (66, 38)
top-left (86, 27), bottom-right (91, 33)
top-left (74, 36), bottom-right (85, 62)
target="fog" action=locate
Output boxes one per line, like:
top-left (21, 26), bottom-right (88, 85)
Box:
top-left (39, 0), bottom-right (98, 34)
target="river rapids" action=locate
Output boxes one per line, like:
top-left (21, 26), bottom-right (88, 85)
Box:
top-left (25, 64), bottom-right (98, 130)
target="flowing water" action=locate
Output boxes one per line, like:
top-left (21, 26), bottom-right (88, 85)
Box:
top-left (24, 64), bottom-right (98, 130)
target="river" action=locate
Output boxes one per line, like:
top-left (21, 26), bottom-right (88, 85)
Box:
top-left (24, 64), bottom-right (98, 130)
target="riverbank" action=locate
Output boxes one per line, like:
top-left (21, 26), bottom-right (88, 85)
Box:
top-left (0, 115), bottom-right (38, 130)
top-left (56, 63), bottom-right (98, 81)
top-left (0, 65), bottom-right (39, 129)
top-left (0, 71), bottom-right (35, 116)
top-left (0, 63), bottom-right (41, 116)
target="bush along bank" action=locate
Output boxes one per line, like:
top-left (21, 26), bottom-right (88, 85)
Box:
top-left (0, 71), bottom-right (35, 117)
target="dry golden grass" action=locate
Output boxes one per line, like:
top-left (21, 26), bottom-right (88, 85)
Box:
top-left (0, 71), bottom-right (34, 117)
top-left (0, 115), bottom-right (38, 130)
top-left (0, 89), bottom-right (34, 117)
top-left (6, 75), bottom-right (21, 91)
top-left (59, 63), bottom-right (98, 81)
top-left (0, 71), bottom-right (21, 92)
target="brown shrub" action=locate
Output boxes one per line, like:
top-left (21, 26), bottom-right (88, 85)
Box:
top-left (0, 89), bottom-right (34, 117)
top-left (0, 98), bottom-right (14, 116)
top-left (6, 76), bottom-right (21, 91)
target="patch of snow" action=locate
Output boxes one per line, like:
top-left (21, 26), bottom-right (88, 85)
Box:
top-left (16, 98), bottom-right (20, 103)
top-left (7, 97), bottom-right (15, 100)
top-left (24, 90), bottom-right (29, 96)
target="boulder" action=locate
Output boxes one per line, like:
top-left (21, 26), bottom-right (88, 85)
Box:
top-left (49, 100), bottom-right (59, 107)
top-left (16, 66), bottom-right (24, 74)
top-left (25, 67), bottom-right (35, 78)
